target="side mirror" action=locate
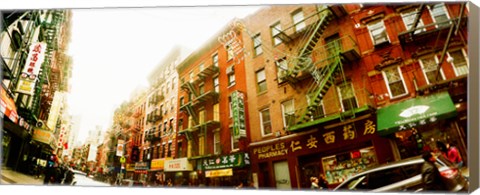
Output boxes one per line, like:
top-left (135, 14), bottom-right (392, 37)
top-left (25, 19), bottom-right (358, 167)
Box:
top-left (72, 181), bottom-right (77, 186)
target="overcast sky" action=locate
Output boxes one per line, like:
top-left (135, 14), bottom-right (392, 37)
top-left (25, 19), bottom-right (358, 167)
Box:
top-left (65, 5), bottom-right (263, 143)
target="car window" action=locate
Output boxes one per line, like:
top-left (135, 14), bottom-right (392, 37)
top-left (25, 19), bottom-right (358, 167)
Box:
top-left (366, 167), bottom-right (407, 189)
top-left (402, 163), bottom-right (423, 178)
top-left (338, 176), bottom-right (367, 190)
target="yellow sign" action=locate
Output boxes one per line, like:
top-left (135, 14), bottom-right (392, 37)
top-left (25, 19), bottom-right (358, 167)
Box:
top-left (150, 158), bottom-right (172, 170)
top-left (205, 168), bottom-right (233, 178)
top-left (120, 156), bottom-right (126, 163)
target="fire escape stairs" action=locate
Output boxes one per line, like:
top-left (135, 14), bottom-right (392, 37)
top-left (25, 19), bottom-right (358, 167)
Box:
top-left (289, 10), bottom-right (334, 79)
top-left (297, 56), bottom-right (342, 124)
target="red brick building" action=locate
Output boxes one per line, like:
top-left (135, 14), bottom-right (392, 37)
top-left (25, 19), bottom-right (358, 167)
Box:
top-left (174, 20), bottom-right (251, 187)
top-left (239, 3), bottom-right (468, 189)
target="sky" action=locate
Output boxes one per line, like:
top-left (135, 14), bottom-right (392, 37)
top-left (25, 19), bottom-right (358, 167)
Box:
top-left (65, 5), bottom-right (264, 143)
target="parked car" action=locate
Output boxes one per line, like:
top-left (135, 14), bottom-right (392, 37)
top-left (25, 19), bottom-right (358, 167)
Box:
top-left (333, 154), bottom-right (468, 192)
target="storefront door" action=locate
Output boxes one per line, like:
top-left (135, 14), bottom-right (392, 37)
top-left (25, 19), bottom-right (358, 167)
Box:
top-left (273, 161), bottom-right (291, 189)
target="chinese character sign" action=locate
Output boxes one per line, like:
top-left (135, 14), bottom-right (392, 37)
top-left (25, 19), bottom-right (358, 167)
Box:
top-left (16, 42), bottom-right (47, 95)
top-left (232, 91), bottom-right (246, 139)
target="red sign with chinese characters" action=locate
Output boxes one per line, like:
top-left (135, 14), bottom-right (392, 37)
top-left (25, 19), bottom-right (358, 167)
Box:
top-left (251, 116), bottom-right (377, 160)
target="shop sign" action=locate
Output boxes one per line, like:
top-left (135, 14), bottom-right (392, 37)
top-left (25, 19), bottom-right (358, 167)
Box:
top-left (135, 162), bottom-right (149, 170)
top-left (16, 42), bottom-right (47, 95)
top-left (32, 128), bottom-right (56, 149)
top-left (231, 91), bottom-right (246, 139)
top-left (57, 124), bottom-right (68, 148)
top-left (164, 158), bottom-right (193, 172)
top-left (150, 158), bottom-right (172, 170)
top-left (251, 117), bottom-right (377, 160)
top-left (205, 168), bottom-right (233, 178)
top-left (1, 86), bottom-right (19, 123)
top-left (47, 91), bottom-right (66, 130)
top-left (377, 92), bottom-right (457, 135)
top-left (126, 163), bottom-right (135, 171)
top-left (201, 152), bottom-right (250, 170)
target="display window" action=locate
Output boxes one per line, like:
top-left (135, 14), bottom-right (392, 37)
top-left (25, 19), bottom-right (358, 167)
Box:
top-left (321, 146), bottom-right (378, 185)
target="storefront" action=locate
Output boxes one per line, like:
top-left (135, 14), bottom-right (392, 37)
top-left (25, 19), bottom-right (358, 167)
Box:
top-left (134, 161), bottom-right (149, 182)
top-left (164, 157), bottom-right (194, 186)
top-left (249, 115), bottom-right (393, 189)
top-left (147, 158), bottom-right (171, 186)
top-left (197, 152), bottom-right (251, 187)
top-left (376, 91), bottom-right (465, 161)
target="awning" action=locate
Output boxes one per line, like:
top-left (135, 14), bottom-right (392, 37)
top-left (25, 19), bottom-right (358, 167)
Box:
top-left (377, 91), bottom-right (457, 136)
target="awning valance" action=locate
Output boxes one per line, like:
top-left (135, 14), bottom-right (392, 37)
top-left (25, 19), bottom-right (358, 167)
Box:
top-left (377, 91), bottom-right (457, 135)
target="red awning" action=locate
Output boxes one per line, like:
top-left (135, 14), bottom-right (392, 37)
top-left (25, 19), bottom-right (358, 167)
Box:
top-left (1, 86), bottom-right (18, 123)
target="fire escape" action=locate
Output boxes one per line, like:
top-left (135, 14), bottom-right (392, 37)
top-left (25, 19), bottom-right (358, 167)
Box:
top-left (397, 3), bottom-right (468, 96)
top-left (273, 5), bottom-right (363, 131)
top-left (179, 63), bottom-right (219, 157)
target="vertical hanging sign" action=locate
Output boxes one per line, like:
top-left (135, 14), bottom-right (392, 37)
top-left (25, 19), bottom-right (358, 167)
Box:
top-left (16, 42), bottom-right (47, 95)
top-left (232, 91), bottom-right (246, 139)
top-left (116, 140), bottom-right (124, 157)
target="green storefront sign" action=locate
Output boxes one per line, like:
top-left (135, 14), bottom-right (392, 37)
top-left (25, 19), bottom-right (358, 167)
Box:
top-left (200, 152), bottom-right (250, 170)
top-left (377, 91), bottom-right (457, 135)
top-left (232, 91), bottom-right (246, 139)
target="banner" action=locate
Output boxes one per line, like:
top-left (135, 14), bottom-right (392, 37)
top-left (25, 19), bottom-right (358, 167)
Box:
top-left (47, 91), bottom-right (65, 130)
top-left (231, 91), bottom-right (246, 139)
top-left (1, 86), bottom-right (19, 123)
top-left (116, 140), bottom-right (124, 157)
top-left (16, 42), bottom-right (47, 95)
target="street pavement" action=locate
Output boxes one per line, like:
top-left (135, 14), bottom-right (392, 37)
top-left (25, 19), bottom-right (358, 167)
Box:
top-left (0, 168), bottom-right (43, 185)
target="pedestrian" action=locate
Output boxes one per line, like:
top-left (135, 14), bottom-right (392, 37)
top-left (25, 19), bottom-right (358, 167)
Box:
top-left (235, 181), bottom-right (244, 189)
top-left (310, 176), bottom-right (319, 190)
top-left (166, 178), bottom-right (173, 187)
top-left (421, 151), bottom-right (446, 191)
top-left (62, 168), bottom-right (75, 185)
top-left (445, 143), bottom-right (463, 168)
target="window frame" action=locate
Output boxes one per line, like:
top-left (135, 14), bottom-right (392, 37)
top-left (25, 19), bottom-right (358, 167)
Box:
top-left (447, 48), bottom-right (469, 76)
top-left (256, 69), bottom-right (267, 93)
top-left (259, 108), bottom-right (273, 137)
top-left (382, 66), bottom-right (408, 99)
top-left (400, 8), bottom-right (425, 34)
top-left (270, 22), bottom-right (283, 46)
top-left (337, 82), bottom-right (359, 111)
top-left (419, 55), bottom-right (445, 84)
top-left (428, 3), bottom-right (451, 28)
top-left (212, 53), bottom-right (219, 67)
top-left (367, 19), bottom-right (390, 46)
top-left (292, 9), bottom-right (306, 32)
top-left (253, 33), bottom-right (263, 56)
top-left (214, 131), bottom-right (221, 155)
top-left (281, 99), bottom-right (295, 128)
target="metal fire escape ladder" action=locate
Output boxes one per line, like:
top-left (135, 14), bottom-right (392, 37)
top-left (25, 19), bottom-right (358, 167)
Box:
top-left (289, 9), bottom-right (334, 78)
top-left (298, 55), bottom-right (342, 124)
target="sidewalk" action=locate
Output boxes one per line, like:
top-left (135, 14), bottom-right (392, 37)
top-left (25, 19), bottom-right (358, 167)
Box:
top-left (1, 168), bottom-right (43, 185)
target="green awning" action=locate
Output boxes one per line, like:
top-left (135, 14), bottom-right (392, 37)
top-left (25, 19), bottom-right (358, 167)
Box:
top-left (377, 91), bottom-right (457, 136)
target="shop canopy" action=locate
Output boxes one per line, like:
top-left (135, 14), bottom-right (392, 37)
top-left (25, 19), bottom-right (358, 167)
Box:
top-left (377, 91), bottom-right (457, 136)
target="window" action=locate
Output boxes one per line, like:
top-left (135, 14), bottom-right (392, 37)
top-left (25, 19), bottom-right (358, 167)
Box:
top-left (199, 63), bottom-right (205, 71)
top-left (271, 22), bottom-right (283, 45)
top-left (228, 72), bottom-right (236, 86)
top-left (177, 141), bottom-right (183, 158)
top-left (213, 77), bottom-right (219, 93)
top-left (419, 56), bottom-right (443, 84)
top-left (448, 49), bottom-right (469, 76)
top-left (199, 136), bottom-right (205, 156)
top-left (213, 103), bottom-right (220, 121)
top-left (253, 33), bottom-right (263, 56)
top-left (180, 97), bottom-right (184, 107)
top-left (231, 127), bottom-right (239, 150)
top-left (367, 20), bottom-right (389, 46)
top-left (401, 8), bottom-right (425, 34)
top-left (429, 3), bottom-right (450, 28)
top-left (167, 142), bottom-right (172, 157)
top-left (383, 66), bottom-right (408, 98)
top-left (227, 44), bottom-right (234, 61)
top-left (260, 108), bottom-right (272, 136)
top-left (214, 131), bottom-right (221, 155)
top-left (281, 100), bottom-right (295, 128)
top-left (256, 69), bottom-right (267, 93)
top-left (188, 116), bottom-right (194, 129)
top-left (337, 82), bottom-right (358, 111)
top-left (156, 145), bottom-right (162, 159)
top-left (212, 53), bottom-right (219, 67)
top-left (292, 10), bottom-right (306, 32)
top-left (199, 83), bottom-right (205, 95)
top-left (199, 109), bottom-right (205, 124)
top-left (228, 96), bottom-right (233, 117)
top-left (166, 81), bottom-right (170, 94)
top-left (170, 97), bottom-right (175, 111)
top-left (172, 79), bottom-right (176, 91)
top-left (161, 143), bottom-right (165, 158)
top-left (276, 57), bottom-right (288, 83)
